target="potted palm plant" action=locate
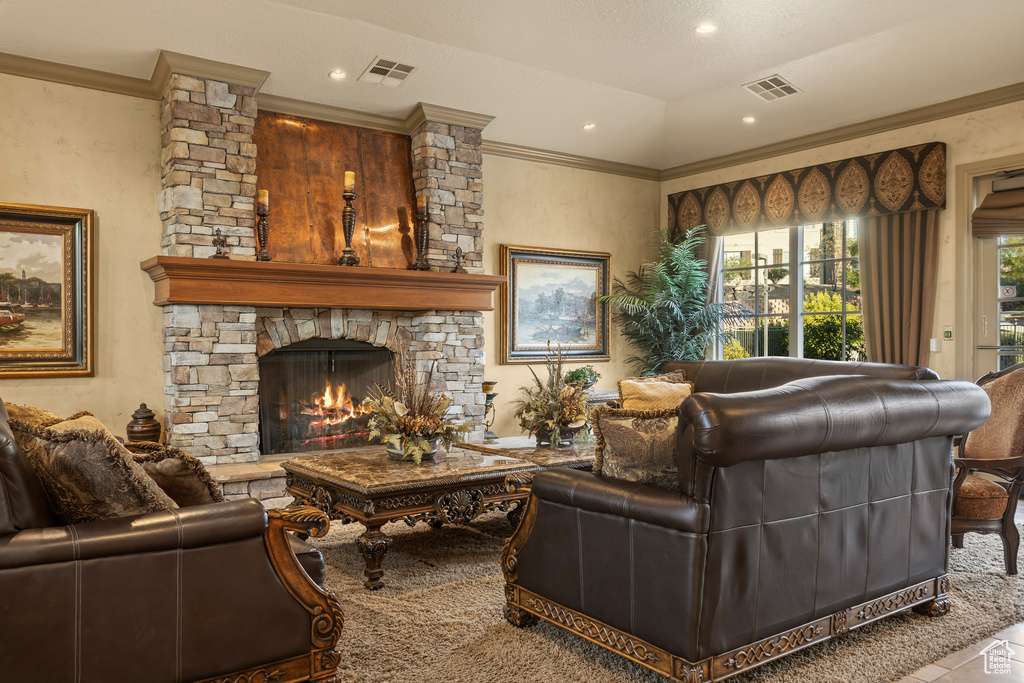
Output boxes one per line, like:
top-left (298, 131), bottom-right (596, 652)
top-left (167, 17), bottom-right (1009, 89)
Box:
top-left (601, 226), bottom-right (726, 375)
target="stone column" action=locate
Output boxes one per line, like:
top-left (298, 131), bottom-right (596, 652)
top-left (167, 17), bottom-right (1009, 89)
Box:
top-left (408, 105), bottom-right (492, 274)
top-left (155, 55), bottom-right (268, 463)
top-left (407, 105), bottom-right (493, 438)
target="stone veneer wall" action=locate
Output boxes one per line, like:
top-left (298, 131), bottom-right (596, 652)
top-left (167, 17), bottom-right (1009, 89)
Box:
top-left (157, 74), bottom-right (258, 259)
top-left (410, 121), bottom-right (484, 273)
top-left (158, 70), bottom-right (488, 465)
top-left (165, 306), bottom-right (485, 465)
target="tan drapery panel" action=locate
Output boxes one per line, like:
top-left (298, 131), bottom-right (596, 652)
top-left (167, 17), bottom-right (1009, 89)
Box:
top-left (971, 188), bottom-right (1024, 237)
top-left (859, 209), bottom-right (939, 366)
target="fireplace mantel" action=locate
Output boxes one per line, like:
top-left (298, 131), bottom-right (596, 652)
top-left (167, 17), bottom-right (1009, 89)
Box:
top-left (141, 256), bottom-right (505, 311)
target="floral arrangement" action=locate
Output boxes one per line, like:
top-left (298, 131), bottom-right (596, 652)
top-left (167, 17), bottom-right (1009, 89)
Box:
top-left (512, 343), bottom-right (590, 446)
top-left (366, 355), bottom-right (470, 463)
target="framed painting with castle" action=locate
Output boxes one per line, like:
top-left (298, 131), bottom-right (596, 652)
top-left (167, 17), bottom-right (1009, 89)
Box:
top-left (500, 245), bottom-right (610, 364)
top-left (0, 202), bottom-right (94, 377)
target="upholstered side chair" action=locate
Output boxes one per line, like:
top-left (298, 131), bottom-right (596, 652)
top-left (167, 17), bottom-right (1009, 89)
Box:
top-left (951, 361), bottom-right (1024, 574)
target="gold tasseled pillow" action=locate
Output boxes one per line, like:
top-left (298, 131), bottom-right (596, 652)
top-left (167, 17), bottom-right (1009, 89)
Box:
top-left (9, 413), bottom-right (177, 524)
top-left (593, 405), bottom-right (679, 491)
top-left (4, 403), bottom-right (64, 430)
top-left (617, 378), bottom-right (694, 410)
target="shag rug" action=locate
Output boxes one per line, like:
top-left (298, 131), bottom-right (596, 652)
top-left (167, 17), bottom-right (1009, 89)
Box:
top-left (310, 513), bottom-right (1024, 682)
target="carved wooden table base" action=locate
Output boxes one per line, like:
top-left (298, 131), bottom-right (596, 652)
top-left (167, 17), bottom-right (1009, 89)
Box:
top-left (282, 445), bottom-right (594, 590)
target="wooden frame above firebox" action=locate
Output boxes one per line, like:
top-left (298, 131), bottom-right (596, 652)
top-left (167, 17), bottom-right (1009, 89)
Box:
top-left (141, 256), bottom-right (505, 311)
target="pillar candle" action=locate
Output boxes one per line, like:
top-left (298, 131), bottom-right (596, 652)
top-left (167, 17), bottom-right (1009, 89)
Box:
top-left (344, 171), bottom-right (355, 192)
top-left (256, 189), bottom-right (269, 212)
top-left (416, 194), bottom-right (427, 213)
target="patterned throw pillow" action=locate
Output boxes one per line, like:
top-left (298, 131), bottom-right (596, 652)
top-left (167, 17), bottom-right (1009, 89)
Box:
top-left (592, 405), bottom-right (680, 491)
top-left (8, 413), bottom-right (177, 524)
top-left (125, 442), bottom-right (225, 507)
top-left (618, 379), bottom-right (694, 410)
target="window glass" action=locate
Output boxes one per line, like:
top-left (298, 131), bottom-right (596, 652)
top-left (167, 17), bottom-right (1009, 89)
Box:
top-left (721, 221), bottom-right (862, 361)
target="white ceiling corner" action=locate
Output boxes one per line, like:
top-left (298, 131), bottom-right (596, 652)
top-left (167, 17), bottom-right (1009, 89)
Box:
top-left (0, 0), bottom-right (1023, 171)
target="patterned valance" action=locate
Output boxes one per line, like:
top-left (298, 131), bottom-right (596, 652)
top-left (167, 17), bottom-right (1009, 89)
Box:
top-left (668, 142), bottom-right (946, 238)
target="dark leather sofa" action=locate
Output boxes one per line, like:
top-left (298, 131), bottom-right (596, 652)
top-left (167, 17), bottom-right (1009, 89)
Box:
top-left (502, 358), bottom-right (990, 681)
top-left (0, 398), bottom-right (343, 683)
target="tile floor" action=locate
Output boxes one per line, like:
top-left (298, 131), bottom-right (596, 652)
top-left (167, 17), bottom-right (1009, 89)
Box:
top-left (898, 622), bottom-right (1024, 682)
top-left (899, 507), bottom-right (1024, 682)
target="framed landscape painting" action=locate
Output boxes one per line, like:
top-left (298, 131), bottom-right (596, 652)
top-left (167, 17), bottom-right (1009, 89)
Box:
top-left (500, 245), bottom-right (610, 364)
top-left (0, 203), bottom-right (94, 377)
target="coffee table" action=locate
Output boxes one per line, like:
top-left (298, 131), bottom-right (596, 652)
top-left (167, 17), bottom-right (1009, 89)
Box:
top-left (283, 441), bottom-right (593, 589)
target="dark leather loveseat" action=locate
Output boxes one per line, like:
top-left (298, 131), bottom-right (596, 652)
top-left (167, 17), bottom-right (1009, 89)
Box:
top-left (0, 398), bottom-right (343, 683)
top-left (502, 358), bottom-right (990, 681)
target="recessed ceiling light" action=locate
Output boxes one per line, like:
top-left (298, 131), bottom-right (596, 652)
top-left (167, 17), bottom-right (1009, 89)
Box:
top-left (742, 116), bottom-right (757, 124)
top-left (328, 70), bottom-right (346, 80)
top-left (695, 24), bottom-right (717, 34)
top-left (582, 123), bottom-right (596, 131)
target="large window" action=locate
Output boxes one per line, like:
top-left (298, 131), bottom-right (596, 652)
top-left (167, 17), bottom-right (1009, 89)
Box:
top-left (720, 221), bottom-right (863, 361)
top-left (998, 236), bottom-right (1024, 370)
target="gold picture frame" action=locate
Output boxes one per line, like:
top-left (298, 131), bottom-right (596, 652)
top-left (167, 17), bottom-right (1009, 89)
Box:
top-left (500, 245), bottom-right (610, 364)
top-left (0, 202), bottom-right (94, 377)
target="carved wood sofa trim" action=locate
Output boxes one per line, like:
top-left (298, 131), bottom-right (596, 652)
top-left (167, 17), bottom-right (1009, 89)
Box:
top-left (504, 577), bottom-right (948, 682)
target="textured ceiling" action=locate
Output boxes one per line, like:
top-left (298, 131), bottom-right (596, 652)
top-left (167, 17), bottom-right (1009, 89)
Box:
top-left (1, 0), bottom-right (1023, 169)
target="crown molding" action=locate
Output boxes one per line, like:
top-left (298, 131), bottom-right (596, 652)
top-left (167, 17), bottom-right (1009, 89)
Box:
top-left (257, 94), bottom-right (409, 134)
top-left (405, 103), bottom-right (495, 132)
top-left (0, 51), bottom-right (156, 99)
top-left (480, 140), bottom-right (661, 181)
top-left (150, 50), bottom-right (270, 94)
top-left (660, 80), bottom-right (1024, 182)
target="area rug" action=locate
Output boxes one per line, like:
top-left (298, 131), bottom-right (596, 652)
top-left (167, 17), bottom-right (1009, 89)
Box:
top-left (310, 513), bottom-right (1024, 682)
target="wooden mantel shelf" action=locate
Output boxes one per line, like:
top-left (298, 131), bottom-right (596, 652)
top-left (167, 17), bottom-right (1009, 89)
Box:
top-left (141, 256), bottom-right (505, 311)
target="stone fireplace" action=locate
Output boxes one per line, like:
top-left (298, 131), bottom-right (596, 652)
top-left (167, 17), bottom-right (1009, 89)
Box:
top-left (144, 57), bottom-right (500, 470)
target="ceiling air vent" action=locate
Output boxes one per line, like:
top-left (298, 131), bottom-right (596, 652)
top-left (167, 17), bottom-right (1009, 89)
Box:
top-left (358, 57), bottom-right (416, 86)
top-left (743, 74), bottom-right (800, 102)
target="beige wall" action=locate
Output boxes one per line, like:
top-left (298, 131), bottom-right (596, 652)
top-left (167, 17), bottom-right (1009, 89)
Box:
top-left (481, 155), bottom-right (660, 437)
top-left (662, 100), bottom-right (1024, 381)
top-left (0, 73), bottom-right (165, 432)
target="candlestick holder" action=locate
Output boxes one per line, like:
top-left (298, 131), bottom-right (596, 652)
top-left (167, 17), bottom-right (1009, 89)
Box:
top-left (337, 189), bottom-right (361, 266)
top-left (256, 205), bottom-right (271, 261)
top-left (411, 208), bottom-right (430, 270)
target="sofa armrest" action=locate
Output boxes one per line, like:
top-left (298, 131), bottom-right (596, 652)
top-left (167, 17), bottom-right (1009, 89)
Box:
top-left (532, 468), bottom-right (709, 533)
top-left (0, 498), bottom-right (267, 570)
top-left (680, 376), bottom-right (990, 468)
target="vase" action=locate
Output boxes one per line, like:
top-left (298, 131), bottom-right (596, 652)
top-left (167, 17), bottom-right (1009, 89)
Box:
top-left (385, 438), bottom-right (439, 462)
top-left (534, 426), bottom-right (581, 448)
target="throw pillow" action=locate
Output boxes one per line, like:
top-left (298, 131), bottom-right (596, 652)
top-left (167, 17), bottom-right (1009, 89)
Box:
top-left (9, 413), bottom-right (177, 524)
top-left (125, 441), bottom-right (225, 507)
top-left (618, 379), bottom-right (694, 410)
top-left (4, 403), bottom-right (64, 430)
top-left (592, 405), bottom-right (680, 491)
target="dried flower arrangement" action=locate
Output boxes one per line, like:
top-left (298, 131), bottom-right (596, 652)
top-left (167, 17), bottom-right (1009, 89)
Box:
top-left (366, 354), bottom-right (470, 463)
top-left (511, 343), bottom-right (590, 447)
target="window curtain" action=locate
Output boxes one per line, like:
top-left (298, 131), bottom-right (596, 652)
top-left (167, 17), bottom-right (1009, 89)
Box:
top-left (859, 209), bottom-right (939, 366)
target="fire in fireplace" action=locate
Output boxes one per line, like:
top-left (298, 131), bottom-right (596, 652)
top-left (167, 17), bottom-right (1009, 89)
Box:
top-left (258, 338), bottom-right (394, 455)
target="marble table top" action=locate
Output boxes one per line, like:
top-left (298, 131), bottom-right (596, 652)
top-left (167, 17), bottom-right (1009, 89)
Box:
top-left (281, 444), bottom-right (542, 495)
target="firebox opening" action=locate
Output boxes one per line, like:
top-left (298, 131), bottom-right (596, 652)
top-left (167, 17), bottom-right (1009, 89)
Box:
top-left (258, 338), bottom-right (395, 455)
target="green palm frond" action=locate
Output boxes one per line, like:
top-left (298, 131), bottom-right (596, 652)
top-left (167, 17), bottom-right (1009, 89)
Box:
top-left (599, 226), bottom-right (728, 375)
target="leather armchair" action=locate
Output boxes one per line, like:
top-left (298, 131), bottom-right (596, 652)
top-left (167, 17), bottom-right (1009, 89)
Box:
top-left (502, 360), bottom-right (989, 682)
top-left (0, 399), bottom-right (343, 683)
